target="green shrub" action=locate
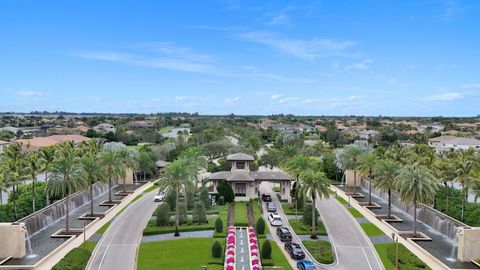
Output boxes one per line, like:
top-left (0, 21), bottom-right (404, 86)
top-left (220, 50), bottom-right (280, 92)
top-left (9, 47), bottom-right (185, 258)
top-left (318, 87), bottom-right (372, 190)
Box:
top-left (218, 196), bottom-right (225, 205)
top-left (155, 203), bottom-right (171, 226)
top-left (261, 240), bottom-right (272, 259)
top-left (215, 217), bottom-right (223, 233)
top-left (52, 241), bottom-right (95, 270)
top-left (199, 187), bottom-right (211, 209)
top-left (193, 201), bottom-right (207, 224)
top-left (256, 218), bottom-right (265, 235)
top-left (302, 240), bottom-right (334, 264)
top-left (303, 203), bottom-right (319, 226)
top-left (211, 241), bottom-right (222, 258)
top-left (179, 203), bottom-right (188, 224)
top-left (217, 181), bottom-right (235, 203)
top-left (386, 243), bottom-right (429, 269)
top-left (165, 190), bottom-right (176, 211)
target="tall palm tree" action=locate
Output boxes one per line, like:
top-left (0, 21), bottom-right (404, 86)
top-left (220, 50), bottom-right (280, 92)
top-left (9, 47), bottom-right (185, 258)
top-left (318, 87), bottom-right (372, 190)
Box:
top-left (117, 148), bottom-right (135, 192)
top-left (386, 145), bottom-right (412, 165)
top-left (395, 165), bottom-right (438, 236)
top-left (39, 146), bottom-right (56, 205)
top-left (298, 171), bottom-right (330, 239)
top-left (358, 152), bottom-right (377, 205)
top-left (373, 159), bottom-right (399, 218)
top-left (24, 151), bottom-right (43, 212)
top-left (158, 158), bottom-right (195, 236)
top-left (1, 144), bottom-right (26, 219)
top-left (284, 155), bottom-right (322, 219)
top-left (100, 151), bottom-right (123, 203)
top-left (81, 154), bottom-right (106, 216)
top-left (453, 159), bottom-right (475, 221)
top-left (46, 145), bottom-right (86, 233)
top-left (337, 145), bottom-right (364, 194)
top-left (0, 170), bottom-right (6, 205)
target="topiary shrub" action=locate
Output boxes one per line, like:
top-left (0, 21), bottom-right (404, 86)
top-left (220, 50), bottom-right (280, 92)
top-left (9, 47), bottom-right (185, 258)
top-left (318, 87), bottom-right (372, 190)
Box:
top-left (193, 201), bottom-right (207, 224)
top-left (199, 187), bottom-right (211, 209)
top-left (215, 217), bottom-right (223, 233)
top-left (217, 181), bottom-right (235, 203)
top-left (211, 241), bottom-right (222, 258)
top-left (218, 196), bottom-right (225, 206)
top-left (155, 203), bottom-right (171, 226)
top-left (261, 240), bottom-right (272, 259)
top-left (256, 218), bottom-right (265, 235)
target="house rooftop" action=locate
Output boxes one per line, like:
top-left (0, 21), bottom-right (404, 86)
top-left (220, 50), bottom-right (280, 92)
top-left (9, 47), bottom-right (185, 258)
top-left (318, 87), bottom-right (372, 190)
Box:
top-left (14, 135), bottom-right (91, 150)
top-left (226, 152), bottom-right (255, 161)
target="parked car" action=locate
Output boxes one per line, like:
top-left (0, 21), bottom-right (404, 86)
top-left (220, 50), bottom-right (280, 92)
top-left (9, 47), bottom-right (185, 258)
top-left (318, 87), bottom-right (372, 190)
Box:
top-left (267, 202), bottom-right (276, 212)
top-left (262, 193), bottom-right (272, 202)
top-left (268, 213), bottom-right (282, 226)
top-left (285, 242), bottom-right (305, 260)
top-left (297, 260), bottom-right (315, 270)
top-left (276, 227), bottom-right (292, 242)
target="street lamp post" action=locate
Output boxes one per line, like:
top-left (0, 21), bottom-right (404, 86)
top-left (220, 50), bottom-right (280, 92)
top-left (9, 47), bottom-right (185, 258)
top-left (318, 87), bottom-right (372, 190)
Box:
top-left (391, 233), bottom-right (399, 270)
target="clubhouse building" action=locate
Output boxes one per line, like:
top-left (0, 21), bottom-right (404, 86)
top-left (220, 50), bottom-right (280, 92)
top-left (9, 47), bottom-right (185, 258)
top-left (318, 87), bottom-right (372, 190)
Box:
top-left (209, 153), bottom-right (294, 202)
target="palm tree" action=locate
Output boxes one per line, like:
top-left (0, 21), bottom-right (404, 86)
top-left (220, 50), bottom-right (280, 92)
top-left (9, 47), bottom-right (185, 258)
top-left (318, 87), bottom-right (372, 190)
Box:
top-left (396, 165), bottom-right (438, 236)
top-left (284, 155), bottom-right (322, 219)
top-left (46, 145), bottom-right (86, 233)
top-left (158, 158), bottom-right (195, 236)
top-left (358, 152), bottom-right (377, 205)
top-left (373, 160), bottom-right (399, 218)
top-left (81, 154), bottom-right (106, 217)
top-left (117, 148), bottom-right (135, 193)
top-left (386, 145), bottom-right (412, 165)
top-left (1, 144), bottom-right (26, 219)
top-left (337, 145), bottom-right (364, 194)
top-left (453, 159), bottom-right (475, 221)
top-left (24, 151), bottom-right (43, 212)
top-left (39, 146), bottom-right (56, 205)
top-left (100, 151), bottom-right (123, 203)
top-left (0, 170), bottom-right (6, 205)
top-left (298, 171), bottom-right (330, 239)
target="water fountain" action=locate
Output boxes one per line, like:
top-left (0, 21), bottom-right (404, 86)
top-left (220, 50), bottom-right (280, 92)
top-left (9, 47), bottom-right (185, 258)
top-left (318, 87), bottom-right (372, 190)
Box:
top-left (24, 229), bottom-right (37, 259)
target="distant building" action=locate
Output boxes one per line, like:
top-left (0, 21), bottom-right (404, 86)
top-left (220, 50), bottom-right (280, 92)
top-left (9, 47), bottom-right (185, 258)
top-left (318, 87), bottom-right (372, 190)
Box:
top-left (418, 124), bottom-right (444, 133)
top-left (357, 130), bottom-right (380, 140)
top-left (127, 120), bottom-right (155, 130)
top-left (428, 135), bottom-right (480, 152)
top-left (14, 135), bottom-right (91, 151)
top-left (315, 125), bottom-right (327, 133)
top-left (93, 123), bottom-right (116, 133)
top-left (209, 153), bottom-right (293, 202)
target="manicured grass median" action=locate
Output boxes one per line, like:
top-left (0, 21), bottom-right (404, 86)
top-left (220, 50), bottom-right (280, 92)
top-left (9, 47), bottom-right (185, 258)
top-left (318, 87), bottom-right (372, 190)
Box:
top-left (260, 239), bottom-right (293, 270)
top-left (138, 238), bottom-right (212, 270)
top-left (336, 196), bottom-right (349, 205)
top-left (234, 202), bottom-right (249, 226)
top-left (52, 241), bottom-right (96, 270)
top-left (143, 218), bottom-right (215, 235)
top-left (302, 240), bottom-right (334, 264)
top-left (281, 203), bottom-right (304, 215)
top-left (348, 207), bottom-right (364, 218)
top-left (374, 243), bottom-right (430, 270)
top-left (288, 219), bottom-right (327, 235)
top-left (360, 223), bottom-right (385, 237)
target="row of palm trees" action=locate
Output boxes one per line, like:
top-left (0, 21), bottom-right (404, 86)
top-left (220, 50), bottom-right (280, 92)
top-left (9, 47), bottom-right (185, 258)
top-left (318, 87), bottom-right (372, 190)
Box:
top-left (336, 143), bottom-right (480, 236)
top-left (0, 140), bottom-right (140, 233)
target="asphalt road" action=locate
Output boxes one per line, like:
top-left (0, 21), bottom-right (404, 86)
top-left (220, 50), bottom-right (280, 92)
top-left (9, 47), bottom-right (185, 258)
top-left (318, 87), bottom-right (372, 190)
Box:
top-left (316, 196), bottom-right (383, 270)
top-left (86, 190), bottom-right (159, 270)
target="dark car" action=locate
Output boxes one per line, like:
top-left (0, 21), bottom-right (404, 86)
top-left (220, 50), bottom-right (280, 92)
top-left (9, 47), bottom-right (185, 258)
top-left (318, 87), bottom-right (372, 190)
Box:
top-left (276, 227), bottom-right (292, 242)
top-left (262, 193), bottom-right (272, 202)
top-left (297, 260), bottom-right (316, 270)
top-left (285, 242), bottom-right (305, 260)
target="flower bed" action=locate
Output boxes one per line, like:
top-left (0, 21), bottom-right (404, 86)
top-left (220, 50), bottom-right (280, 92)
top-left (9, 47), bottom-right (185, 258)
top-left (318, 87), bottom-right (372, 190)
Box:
top-left (248, 226), bottom-right (261, 270)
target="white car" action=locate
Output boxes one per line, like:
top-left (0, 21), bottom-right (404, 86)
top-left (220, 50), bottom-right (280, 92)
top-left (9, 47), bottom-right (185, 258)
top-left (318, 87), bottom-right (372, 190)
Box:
top-left (268, 213), bottom-right (282, 226)
top-left (154, 193), bottom-right (165, 202)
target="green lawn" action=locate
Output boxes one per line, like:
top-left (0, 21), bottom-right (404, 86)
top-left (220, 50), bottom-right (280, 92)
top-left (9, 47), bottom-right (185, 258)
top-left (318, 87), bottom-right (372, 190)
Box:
top-left (360, 223), bottom-right (385, 237)
top-left (234, 202), bottom-right (249, 226)
top-left (302, 240), bottom-right (334, 264)
top-left (143, 218), bottom-right (216, 236)
top-left (97, 221), bottom-right (112, 235)
top-left (260, 239), bottom-right (293, 270)
top-left (374, 243), bottom-right (431, 270)
top-left (52, 241), bottom-right (96, 270)
top-left (288, 219), bottom-right (327, 235)
top-left (138, 238), bottom-right (212, 270)
top-left (348, 207), bottom-right (364, 218)
top-left (336, 196), bottom-right (349, 205)
top-left (281, 203), bottom-right (304, 215)
top-left (158, 126), bottom-right (173, 134)
top-left (213, 204), bottom-right (229, 238)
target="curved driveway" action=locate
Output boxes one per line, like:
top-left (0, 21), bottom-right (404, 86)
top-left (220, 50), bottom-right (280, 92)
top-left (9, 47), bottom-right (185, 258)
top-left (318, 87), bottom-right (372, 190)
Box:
top-left (86, 190), bottom-right (158, 270)
top-left (315, 196), bottom-right (383, 270)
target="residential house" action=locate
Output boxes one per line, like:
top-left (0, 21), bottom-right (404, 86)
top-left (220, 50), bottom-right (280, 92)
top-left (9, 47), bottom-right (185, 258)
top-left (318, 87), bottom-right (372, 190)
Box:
top-left (428, 135), bottom-right (480, 153)
top-left (94, 123), bottom-right (116, 133)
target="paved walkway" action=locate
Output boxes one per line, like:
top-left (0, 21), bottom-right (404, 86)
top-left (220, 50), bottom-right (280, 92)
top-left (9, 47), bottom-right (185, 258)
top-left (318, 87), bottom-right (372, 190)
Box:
top-left (86, 190), bottom-right (159, 270)
top-left (316, 196), bottom-right (383, 270)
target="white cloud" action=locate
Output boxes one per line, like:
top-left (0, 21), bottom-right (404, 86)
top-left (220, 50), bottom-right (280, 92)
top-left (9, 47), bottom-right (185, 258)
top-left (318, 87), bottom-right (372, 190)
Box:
top-left (424, 92), bottom-right (463, 101)
top-left (17, 91), bottom-right (45, 97)
top-left (345, 59), bottom-right (374, 71)
top-left (175, 96), bottom-right (196, 101)
top-left (278, 97), bottom-right (300, 104)
top-left (237, 31), bottom-right (355, 60)
top-left (460, 83), bottom-right (480, 90)
top-left (271, 94), bottom-right (283, 100)
top-left (224, 97), bottom-right (241, 104)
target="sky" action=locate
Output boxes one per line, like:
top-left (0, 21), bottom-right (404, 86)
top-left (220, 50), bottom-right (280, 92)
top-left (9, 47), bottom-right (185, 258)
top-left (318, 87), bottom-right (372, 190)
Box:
top-left (0, 0), bottom-right (479, 116)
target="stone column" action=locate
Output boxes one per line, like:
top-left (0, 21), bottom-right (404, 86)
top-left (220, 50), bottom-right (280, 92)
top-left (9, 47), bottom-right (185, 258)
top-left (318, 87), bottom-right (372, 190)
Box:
top-left (457, 227), bottom-right (480, 262)
top-left (0, 223), bottom-right (26, 258)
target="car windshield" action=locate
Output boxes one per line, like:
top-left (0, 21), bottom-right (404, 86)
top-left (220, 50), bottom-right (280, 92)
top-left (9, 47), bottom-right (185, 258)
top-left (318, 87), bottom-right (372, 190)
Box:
top-left (274, 217), bottom-right (281, 221)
